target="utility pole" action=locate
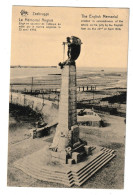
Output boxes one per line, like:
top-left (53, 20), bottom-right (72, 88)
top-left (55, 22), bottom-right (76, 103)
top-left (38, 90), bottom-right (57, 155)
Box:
top-left (11, 84), bottom-right (13, 103)
top-left (31, 77), bottom-right (33, 93)
top-left (92, 86), bottom-right (96, 104)
top-left (24, 94), bottom-right (26, 106)
top-left (42, 92), bottom-right (45, 106)
top-left (63, 42), bottom-right (65, 61)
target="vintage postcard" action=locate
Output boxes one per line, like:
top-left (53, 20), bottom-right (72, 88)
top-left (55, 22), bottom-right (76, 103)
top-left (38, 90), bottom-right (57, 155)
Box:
top-left (8, 6), bottom-right (129, 189)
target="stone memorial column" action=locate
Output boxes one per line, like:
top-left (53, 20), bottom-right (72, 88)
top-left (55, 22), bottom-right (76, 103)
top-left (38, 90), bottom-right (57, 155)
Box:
top-left (51, 63), bottom-right (79, 151)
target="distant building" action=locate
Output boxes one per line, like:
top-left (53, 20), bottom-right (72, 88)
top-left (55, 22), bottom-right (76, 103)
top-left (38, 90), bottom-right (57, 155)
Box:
top-left (77, 109), bottom-right (103, 127)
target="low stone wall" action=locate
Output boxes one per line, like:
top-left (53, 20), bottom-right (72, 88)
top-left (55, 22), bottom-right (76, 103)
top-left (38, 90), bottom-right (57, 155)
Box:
top-left (9, 92), bottom-right (58, 124)
top-left (77, 120), bottom-right (102, 127)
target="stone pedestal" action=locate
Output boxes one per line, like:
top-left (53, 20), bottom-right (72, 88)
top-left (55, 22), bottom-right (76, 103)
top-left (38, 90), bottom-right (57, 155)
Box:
top-left (49, 63), bottom-right (87, 164)
top-left (50, 64), bottom-right (80, 151)
top-left (14, 144), bottom-right (116, 187)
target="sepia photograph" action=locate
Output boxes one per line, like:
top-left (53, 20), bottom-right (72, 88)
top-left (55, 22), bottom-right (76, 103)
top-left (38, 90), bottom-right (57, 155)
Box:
top-left (7, 6), bottom-right (129, 189)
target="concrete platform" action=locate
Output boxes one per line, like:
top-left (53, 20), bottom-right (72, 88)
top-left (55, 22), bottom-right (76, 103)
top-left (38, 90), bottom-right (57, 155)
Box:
top-left (14, 144), bottom-right (116, 187)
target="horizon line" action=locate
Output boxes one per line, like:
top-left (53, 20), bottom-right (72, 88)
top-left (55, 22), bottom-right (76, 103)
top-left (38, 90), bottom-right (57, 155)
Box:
top-left (10, 65), bottom-right (127, 69)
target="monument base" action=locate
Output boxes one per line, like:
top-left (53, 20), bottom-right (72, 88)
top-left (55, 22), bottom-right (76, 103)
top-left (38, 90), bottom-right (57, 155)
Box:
top-left (50, 137), bottom-right (91, 165)
top-left (14, 144), bottom-right (116, 187)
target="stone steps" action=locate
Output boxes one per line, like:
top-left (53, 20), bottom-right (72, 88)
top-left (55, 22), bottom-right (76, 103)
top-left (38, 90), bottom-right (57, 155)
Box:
top-left (15, 160), bottom-right (70, 175)
top-left (75, 152), bottom-right (104, 175)
top-left (14, 147), bottom-right (116, 187)
top-left (74, 152), bottom-right (108, 177)
top-left (73, 153), bottom-right (116, 186)
top-left (101, 147), bottom-right (115, 154)
top-left (14, 162), bottom-right (74, 187)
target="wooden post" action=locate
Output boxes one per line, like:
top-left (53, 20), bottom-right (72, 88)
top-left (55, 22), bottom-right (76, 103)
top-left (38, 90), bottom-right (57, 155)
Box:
top-left (31, 77), bottom-right (33, 93)
top-left (24, 94), bottom-right (26, 106)
top-left (42, 93), bottom-right (45, 106)
top-left (11, 85), bottom-right (13, 103)
top-left (87, 86), bottom-right (88, 91)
